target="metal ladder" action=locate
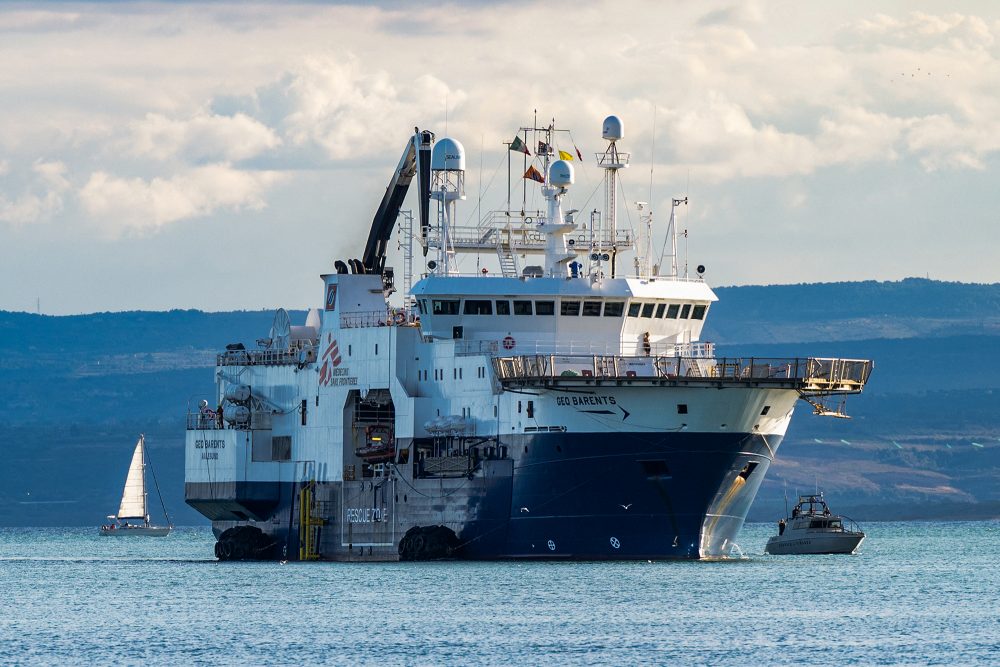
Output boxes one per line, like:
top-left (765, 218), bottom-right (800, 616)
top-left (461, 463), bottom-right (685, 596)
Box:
top-left (497, 238), bottom-right (518, 277)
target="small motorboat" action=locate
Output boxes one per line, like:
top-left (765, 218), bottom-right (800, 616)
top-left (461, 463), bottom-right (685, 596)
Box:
top-left (765, 493), bottom-right (864, 555)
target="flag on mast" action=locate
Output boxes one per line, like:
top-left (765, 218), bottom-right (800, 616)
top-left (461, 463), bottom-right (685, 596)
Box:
top-left (509, 136), bottom-right (530, 155)
top-left (523, 165), bottom-right (545, 183)
top-left (574, 145), bottom-right (583, 161)
top-left (558, 150), bottom-right (574, 161)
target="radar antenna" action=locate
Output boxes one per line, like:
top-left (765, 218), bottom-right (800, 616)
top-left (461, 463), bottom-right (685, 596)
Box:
top-left (270, 308), bottom-right (291, 351)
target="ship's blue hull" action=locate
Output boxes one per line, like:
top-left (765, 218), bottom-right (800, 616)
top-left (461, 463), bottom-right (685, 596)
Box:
top-left (459, 431), bottom-right (777, 559)
top-left (188, 431), bottom-right (778, 560)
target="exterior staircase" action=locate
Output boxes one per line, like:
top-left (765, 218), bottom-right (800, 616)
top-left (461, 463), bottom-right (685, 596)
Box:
top-left (497, 239), bottom-right (518, 277)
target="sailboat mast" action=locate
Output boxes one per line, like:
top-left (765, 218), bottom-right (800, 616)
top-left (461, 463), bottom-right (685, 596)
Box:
top-left (141, 435), bottom-right (149, 523)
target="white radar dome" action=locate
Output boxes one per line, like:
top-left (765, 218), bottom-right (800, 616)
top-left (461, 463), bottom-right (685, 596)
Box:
top-left (549, 159), bottom-right (574, 187)
top-left (431, 137), bottom-right (466, 171)
top-left (602, 115), bottom-right (624, 141)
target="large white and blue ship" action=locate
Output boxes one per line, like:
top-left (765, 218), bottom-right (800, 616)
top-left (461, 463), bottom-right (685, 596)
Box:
top-left (185, 116), bottom-right (872, 561)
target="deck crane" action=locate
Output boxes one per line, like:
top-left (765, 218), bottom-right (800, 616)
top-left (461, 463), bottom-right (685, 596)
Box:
top-left (361, 128), bottom-right (434, 285)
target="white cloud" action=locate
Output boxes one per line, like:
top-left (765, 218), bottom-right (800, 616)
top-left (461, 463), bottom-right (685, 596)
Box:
top-left (658, 94), bottom-right (818, 181)
top-left (815, 107), bottom-right (905, 165)
top-left (0, 10), bottom-right (84, 32)
top-left (0, 160), bottom-right (70, 226)
top-left (79, 164), bottom-right (286, 235)
top-left (904, 113), bottom-right (1000, 171)
top-left (696, 3), bottom-right (764, 28)
top-left (849, 12), bottom-right (994, 50)
top-left (279, 56), bottom-right (461, 159)
top-left (128, 112), bottom-right (281, 163)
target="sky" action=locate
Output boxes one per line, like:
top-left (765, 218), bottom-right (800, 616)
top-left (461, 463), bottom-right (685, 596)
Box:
top-left (1, 0), bottom-right (999, 314)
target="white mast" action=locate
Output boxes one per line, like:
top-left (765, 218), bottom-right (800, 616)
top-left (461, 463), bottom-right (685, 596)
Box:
top-left (429, 138), bottom-right (466, 275)
top-left (635, 201), bottom-right (652, 278)
top-left (666, 197), bottom-right (687, 278)
top-left (597, 115), bottom-right (629, 278)
top-left (539, 156), bottom-right (577, 277)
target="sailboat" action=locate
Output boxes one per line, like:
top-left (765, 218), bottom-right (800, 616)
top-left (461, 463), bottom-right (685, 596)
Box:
top-left (100, 434), bottom-right (172, 536)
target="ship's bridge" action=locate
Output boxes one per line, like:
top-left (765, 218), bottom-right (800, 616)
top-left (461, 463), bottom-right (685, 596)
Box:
top-left (410, 274), bottom-right (717, 356)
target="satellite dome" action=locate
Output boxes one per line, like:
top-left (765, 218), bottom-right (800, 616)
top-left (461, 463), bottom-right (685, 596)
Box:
top-left (431, 137), bottom-right (466, 171)
top-left (548, 160), bottom-right (574, 187)
top-left (602, 115), bottom-right (624, 141)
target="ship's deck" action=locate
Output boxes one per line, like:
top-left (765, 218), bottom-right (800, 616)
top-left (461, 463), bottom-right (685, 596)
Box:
top-left (492, 354), bottom-right (872, 393)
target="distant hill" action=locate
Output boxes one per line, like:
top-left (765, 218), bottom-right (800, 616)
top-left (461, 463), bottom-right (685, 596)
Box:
top-left (1, 279), bottom-right (997, 526)
top-left (704, 278), bottom-right (1000, 344)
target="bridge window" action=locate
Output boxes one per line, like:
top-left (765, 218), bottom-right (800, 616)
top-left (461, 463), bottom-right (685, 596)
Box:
top-left (604, 302), bottom-right (624, 317)
top-left (691, 305), bottom-right (707, 320)
top-left (680, 304), bottom-right (692, 319)
top-left (463, 300), bottom-right (493, 315)
top-left (582, 301), bottom-right (602, 316)
top-left (560, 301), bottom-right (581, 316)
top-left (666, 304), bottom-right (680, 318)
top-left (655, 303), bottom-right (666, 318)
top-left (496, 300), bottom-right (511, 315)
top-left (513, 300), bottom-right (533, 315)
top-left (641, 303), bottom-right (655, 318)
top-left (432, 299), bottom-right (460, 315)
top-left (627, 303), bottom-right (641, 317)
top-left (416, 300), bottom-right (425, 315)
top-left (677, 404), bottom-right (688, 414)
top-left (536, 301), bottom-right (555, 315)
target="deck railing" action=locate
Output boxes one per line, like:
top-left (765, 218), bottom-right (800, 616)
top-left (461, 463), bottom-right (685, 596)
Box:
top-left (216, 348), bottom-right (316, 367)
top-left (185, 410), bottom-right (273, 431)
top-left (492, 354), bottom-right (872, 392)
top-left (339, 309), bottom-right (417, 329)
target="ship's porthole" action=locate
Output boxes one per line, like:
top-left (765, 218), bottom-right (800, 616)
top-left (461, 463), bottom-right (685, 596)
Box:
top-left (395, 494), bottom-right (399, 503)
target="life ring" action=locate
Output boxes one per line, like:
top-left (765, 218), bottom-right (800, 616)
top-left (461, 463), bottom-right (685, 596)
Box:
top-left (524, 216), bottom-right (533, 225)
top-left (502, 335), bottom-right (516, 350)
top-left (393, 312), bottom-right (406, 325)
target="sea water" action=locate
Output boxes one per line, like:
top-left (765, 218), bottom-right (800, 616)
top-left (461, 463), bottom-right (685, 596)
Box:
top-left (1, 522), bottom-right (997, 665)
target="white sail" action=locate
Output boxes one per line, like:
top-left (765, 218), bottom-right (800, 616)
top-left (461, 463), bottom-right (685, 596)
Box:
top-left (117, 436), bottom-right (147, 520)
